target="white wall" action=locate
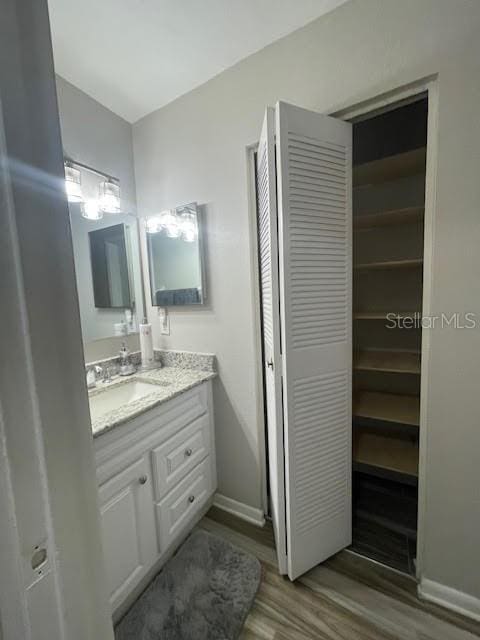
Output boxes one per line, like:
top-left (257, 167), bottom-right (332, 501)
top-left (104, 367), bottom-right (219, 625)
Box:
top-left (56, 76), bottom-right (142, 358)
top-left (133, 0), bottom-right (480, 603)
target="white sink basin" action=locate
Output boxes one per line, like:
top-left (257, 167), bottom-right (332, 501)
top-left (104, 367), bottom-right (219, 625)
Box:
top-left (89, 381), bottom-right (162, 421)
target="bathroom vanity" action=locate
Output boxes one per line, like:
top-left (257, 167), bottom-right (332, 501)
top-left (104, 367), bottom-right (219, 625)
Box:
top-left (89, 360), bottom-right (216, 617)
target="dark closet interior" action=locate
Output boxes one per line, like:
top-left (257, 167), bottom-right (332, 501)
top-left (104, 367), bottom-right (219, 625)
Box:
top-left (350, 97), bottom-right (428, 574)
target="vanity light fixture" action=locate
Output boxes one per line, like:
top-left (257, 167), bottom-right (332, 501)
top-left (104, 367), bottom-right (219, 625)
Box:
top-left (64, 162), bottom-right (83, 203)
top-left (145, 210), bottom-right (180, 237)
top-left (145, 203), bottom-right (199, 241)
top-left (64, 157), bottom-right (122, 216)
top-left (81, 198), bottom-right (103, 220)
top-left (99, 179), bottom-right (121, 214)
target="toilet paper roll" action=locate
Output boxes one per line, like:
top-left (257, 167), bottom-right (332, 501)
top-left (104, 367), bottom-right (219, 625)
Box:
top-left (139, 322), bottom-right (155, 369)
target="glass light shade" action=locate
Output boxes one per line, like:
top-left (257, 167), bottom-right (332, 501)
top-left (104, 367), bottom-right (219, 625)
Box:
top-left (65, 164), bottom-right (83, 203)
top-left (81, 199), bottom-right (103, 220)
top-left (183, 228), bottom-right (197, 242)
top-left (145, 216), bottom-right (163, 234)
top-left (161, 210), bottom-right (181, 238)
top-left (98, 180), bottom-right (121, 213)
top-left (180, 211), bottom-right (198, 242)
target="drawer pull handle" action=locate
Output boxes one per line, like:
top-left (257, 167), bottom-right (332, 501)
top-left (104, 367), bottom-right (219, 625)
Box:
top-left (138, 475), bottom-right (148, 485)
top-left (185, 448), bottom-right (193, 457)
top-left (188, 495), bottom-right (195, 503)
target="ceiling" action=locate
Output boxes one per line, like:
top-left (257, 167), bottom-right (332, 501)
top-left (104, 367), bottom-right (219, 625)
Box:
top-left (48, 0), bottom-right (349, 123)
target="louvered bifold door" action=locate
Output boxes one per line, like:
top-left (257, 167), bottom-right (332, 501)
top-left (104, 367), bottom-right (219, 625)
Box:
top-left (275, 101), bottom-right (352, 580)
top-left (256, 107), bottom-right (288, 574)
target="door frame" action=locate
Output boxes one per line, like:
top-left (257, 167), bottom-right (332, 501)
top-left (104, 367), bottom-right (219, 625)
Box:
top-left (333, 75), bottom-right (439, 580)
top-left (0, 0), bottom-right (115, 637)
top-left (246, 142), bottom-right (270, 516)
top-left (248, 75), bottom-right (439, 578)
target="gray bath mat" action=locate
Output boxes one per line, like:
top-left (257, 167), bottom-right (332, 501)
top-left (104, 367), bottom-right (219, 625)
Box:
top-left (115, 529), bottom-right (261, 640)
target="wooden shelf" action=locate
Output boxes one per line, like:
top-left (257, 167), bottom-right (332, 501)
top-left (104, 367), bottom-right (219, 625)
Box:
top-left (353, 147), bottom-right (426, 187)
top-left (353, 431), bottom-right (419, 484)
top-left (354, 311), bottom-right (420, 320)
top-left (354, 350), bottom-right (421, 374)
top-left (353, 391), bottom-right (420, 427)
top-left (355, 258), bottom-right (423, 271)
top-left (354, 206), bottom-right (424, 229)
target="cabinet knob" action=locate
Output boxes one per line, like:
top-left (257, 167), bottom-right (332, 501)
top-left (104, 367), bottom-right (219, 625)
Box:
top-left (267, 359), bottom-right (274, 370)
top-left (138, 475), bottom-right (148, 485)
top-left (188, 495), bottom-right (195, 503)
top-left (184, 448), bottom-right (193, 457)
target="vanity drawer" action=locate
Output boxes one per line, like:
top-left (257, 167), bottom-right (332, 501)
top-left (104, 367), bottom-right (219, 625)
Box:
top-left (155, 457), bottom-right (212, 552)
top-left (151, 413), bottom-right (210, 501)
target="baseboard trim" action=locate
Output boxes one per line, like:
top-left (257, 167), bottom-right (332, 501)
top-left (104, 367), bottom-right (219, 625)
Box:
top-left (213, 493), bottom-right (266, 527)
top-left (418, 578), bottom-right (480, 622)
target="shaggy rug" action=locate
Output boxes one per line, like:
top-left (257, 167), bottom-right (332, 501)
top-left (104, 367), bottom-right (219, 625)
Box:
top-left (115, 529), bottom-right (261, 640)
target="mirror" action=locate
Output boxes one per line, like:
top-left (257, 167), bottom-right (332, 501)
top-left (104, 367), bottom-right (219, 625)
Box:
top-left (147, 203), bottom-right (205, 306)
top-left (70, 207), bottom-right (145, 344)
top-left (89, 223), bottom-right (132, 309)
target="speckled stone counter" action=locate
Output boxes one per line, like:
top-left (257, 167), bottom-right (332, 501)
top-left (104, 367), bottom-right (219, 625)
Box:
top-left (88, 352), bottom-right (216, 438)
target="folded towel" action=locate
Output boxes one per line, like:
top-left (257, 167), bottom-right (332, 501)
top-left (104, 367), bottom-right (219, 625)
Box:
top-left (156, 288), bottom-right (200, 306)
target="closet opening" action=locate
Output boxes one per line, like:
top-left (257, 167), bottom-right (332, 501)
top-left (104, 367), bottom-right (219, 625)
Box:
top-left (350, 95), bottom-right (428, 574)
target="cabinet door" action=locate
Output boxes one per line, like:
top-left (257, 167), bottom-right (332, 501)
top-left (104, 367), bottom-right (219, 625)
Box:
top-left (98, 456), bottom-right (157, 611)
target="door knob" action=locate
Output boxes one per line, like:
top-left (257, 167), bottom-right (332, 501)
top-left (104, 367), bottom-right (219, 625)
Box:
top-left (184, 448), bottom-right (193, 457)
top-left (138, 475), bottom-right (148, 485)
top-left (267, 359), bottom-right (274, 370)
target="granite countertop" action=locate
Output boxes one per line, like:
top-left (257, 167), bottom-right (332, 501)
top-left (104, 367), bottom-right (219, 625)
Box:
top-left (89, 364), bottom-right (216, 439)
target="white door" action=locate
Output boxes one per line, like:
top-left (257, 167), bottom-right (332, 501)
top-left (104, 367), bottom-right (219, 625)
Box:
top-left (275, 101), bottom-right (352, 580)
top-left (256, 107), bottom-right (287, 574)
top-left (99, 456), bottom-right (157, 611)
top-left (1, 1), bottom-right (114, 637)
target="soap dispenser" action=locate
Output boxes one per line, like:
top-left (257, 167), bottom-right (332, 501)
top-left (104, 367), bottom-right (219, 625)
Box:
top-left (119, 342), bottom-right (136, 376)
top-left (86, 368), bottom-right (96, 389)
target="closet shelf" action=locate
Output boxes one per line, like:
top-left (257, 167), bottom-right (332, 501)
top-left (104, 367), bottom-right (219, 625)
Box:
top-left (353, 147), bottom-right (426, 187)
top-left (354, 206), bottom-right (424, 229)
top-left (353, 431), bottom-right (419, 484)
top-left (354, 258), bottom-right (423, 271)
top-left (354, 311), bottom-right (421, 320)
top-left (353, 391), bottom-right (420, 426)
top-left (354, 350), bottom-right (421, 375)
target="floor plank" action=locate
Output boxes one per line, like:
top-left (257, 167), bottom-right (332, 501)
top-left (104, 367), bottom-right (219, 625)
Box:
top-left (201, 508), bottom-right (480, 640)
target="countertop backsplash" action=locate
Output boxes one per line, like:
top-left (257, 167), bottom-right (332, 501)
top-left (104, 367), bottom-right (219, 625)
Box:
top-left (85, 348), bottom-right (216, 376)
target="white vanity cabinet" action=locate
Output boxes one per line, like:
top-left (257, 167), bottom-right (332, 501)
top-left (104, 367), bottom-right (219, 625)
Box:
top-left (94, 381), bottom-right (216, 615)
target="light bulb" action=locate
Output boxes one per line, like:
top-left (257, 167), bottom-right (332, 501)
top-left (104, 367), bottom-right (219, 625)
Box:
top-left (183, 228), bottom-right (197, 242)
top-left (99, 180), bottom-right (121, 213)
top-left (180, 211), bottom-right (198, 242)
top-left (145, 216), bottom-right (163, 234)
top-left (161, 210), bottom-right (181, 238)
top-left (82, 199), bottom-right (103, 220)
top-left (64, 164), bottom-right (83, 203)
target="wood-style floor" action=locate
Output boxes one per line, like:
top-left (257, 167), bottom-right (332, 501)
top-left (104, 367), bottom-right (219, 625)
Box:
top-left (200, 507), bottom-right (480, 640)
